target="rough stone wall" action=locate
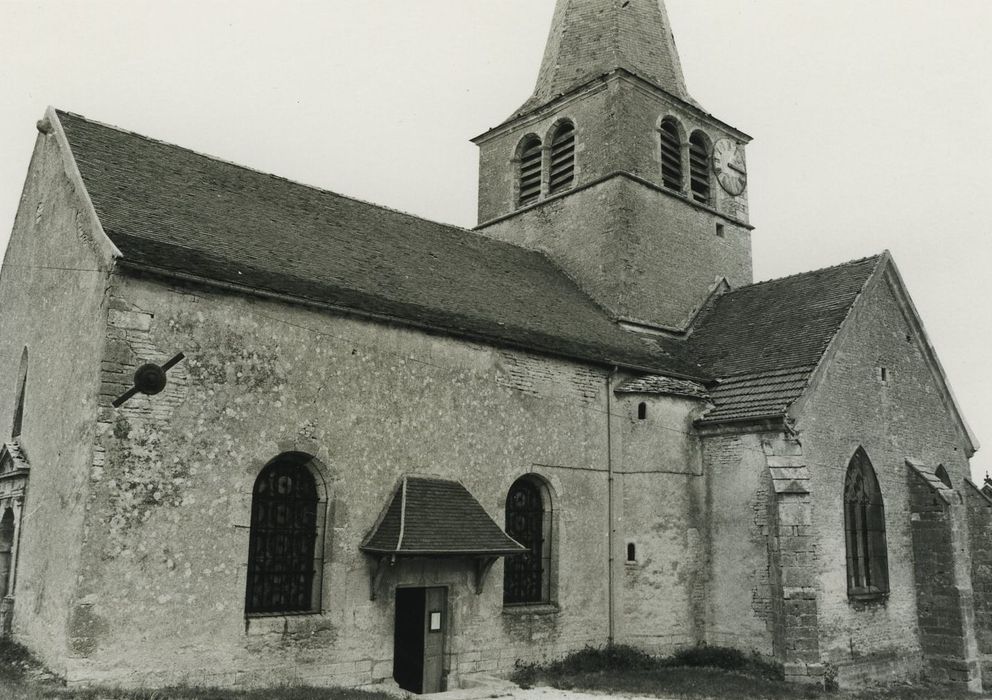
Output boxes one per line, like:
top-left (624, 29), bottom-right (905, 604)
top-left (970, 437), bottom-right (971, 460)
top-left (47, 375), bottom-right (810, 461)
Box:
top-left (0, 131), bottom-right (111, 672)
top-left (61, 272), bottom-right (700, 688)
top-left (476, 74), bottom-right (752, 331)
top-left (700, 431), bottom-right (775, 655)
top-left (793, 273), bottom-right (975, 685)
top-left (760, 435), bottom-right (824, 684)
top-left (964, 481), bottom-right (992, 677)
top-left (906, 468), bottom-right (980, 690)
top-left (480, 176), bottom-right (751, 330)
top-left (614, 393), bottom-right (707, 653)
top-left (477, 76), bottom-right (749, 227)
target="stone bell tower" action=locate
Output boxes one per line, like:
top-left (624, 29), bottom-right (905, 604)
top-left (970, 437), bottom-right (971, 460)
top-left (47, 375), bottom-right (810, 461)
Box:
top-left (474, 0), bottom-right (753, 331)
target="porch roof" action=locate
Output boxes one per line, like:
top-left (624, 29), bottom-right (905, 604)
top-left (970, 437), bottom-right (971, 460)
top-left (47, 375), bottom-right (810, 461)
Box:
top-left (360, 476), bottom-right (525, 557)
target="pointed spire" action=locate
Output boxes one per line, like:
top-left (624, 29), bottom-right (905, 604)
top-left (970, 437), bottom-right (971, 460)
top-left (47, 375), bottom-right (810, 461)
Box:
top-left (519, 0), bottom-right (695, 115)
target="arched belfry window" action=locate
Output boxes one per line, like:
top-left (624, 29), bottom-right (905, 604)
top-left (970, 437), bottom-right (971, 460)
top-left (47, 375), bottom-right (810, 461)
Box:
top-left (11, 348), bottom-right (27, 439)
top-left (844, 448), bottom-right (889, 598)
top-left (517, 135), bottom-right (543, 208)
top-left (504, 475), bottom-right (552, 605)
top-left (659, 118), bottom-right (683, 191)
top-left (548, 122), bottom-right (576, 195)
top-left (689, 131), bottom-right (711, 204)
top-left (245, 453), bottom-right (322, 615)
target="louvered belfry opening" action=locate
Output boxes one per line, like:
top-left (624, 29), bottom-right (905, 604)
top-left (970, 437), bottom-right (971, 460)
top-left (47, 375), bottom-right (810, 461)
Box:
top-left (548, 122), bottom-right (576, 195)
top-left (689, 131), bottom-right (711, 204)
top-left (659, 118), bottom-right (683, 191)
top-left (518, 136), bottom-right (543, 207)
top-left (504, 476), bottom-right (549, 604)
top-left (245, 454), bottom-right (319, 614)
top-left (843, 448), bottom-right (889, 598)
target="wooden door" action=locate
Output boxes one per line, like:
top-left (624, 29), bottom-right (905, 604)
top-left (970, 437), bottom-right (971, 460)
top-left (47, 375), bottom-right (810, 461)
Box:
top-left (422, 587), bottom-right (446, 693)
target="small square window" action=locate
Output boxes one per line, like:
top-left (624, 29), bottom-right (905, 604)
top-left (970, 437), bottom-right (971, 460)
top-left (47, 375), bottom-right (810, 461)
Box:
top-left (716, 223), bottom-right (725, 238)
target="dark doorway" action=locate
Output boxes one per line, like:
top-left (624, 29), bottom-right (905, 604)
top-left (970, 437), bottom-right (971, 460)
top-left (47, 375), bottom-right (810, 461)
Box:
top-left (393, 586), bottom-right (446, 694)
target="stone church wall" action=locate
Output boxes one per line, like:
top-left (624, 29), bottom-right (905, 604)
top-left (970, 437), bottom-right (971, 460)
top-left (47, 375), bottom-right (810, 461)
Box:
top-left (699, 432), bottom-right (775, 656)
top-left (59, 271), bottom-right (677, 688)
top-left (480, 176), bottom-right (750, 330)
top-left (0, 132), bottom-right (112, 673)
top-left (794, 275), bottom-right (974, 685)
top-left (614, 393), bottom-right (707, 653)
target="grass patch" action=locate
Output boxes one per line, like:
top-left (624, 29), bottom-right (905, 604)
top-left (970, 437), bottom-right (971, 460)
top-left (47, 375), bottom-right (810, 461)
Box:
top-left (512, 644), bottom-right (985, 700)
top-left (0, 639), bottom-right (395, 700)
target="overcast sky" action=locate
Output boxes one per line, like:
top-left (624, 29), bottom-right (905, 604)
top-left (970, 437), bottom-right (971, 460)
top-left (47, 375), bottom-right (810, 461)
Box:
top-left (1, 0), bottom-right (990, 480)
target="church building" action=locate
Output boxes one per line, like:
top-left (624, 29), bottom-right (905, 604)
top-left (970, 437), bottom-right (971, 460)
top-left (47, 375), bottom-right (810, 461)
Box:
top-left (0, 0), bottom-right (988, 693)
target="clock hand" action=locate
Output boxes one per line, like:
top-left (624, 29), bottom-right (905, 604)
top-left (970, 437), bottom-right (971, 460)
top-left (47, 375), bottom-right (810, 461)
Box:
top-left (728, 163), bottom-right (746, 175)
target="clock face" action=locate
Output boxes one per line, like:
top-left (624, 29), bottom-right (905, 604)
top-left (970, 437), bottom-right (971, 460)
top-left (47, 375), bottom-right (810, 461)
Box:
top-left (712, 139), bottom-right (747, 196)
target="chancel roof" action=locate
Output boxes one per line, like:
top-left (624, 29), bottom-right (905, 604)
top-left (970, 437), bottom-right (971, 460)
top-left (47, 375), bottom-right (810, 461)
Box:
top-left (689, 256), bottom-right (884, 423)
top-left (56, 110), bottom-right (700, 378)
top-left (361, 476), bottom-right (525, 556)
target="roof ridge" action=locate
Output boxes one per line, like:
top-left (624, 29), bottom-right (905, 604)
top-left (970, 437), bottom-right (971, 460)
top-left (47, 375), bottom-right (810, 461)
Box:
top-left (54, 108), bottom-right (477, 238)
top-left (733, 253), bottom-right (885, 293)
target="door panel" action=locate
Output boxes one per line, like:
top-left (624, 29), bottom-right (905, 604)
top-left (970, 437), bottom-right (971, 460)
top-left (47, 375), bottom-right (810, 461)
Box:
top-left (422, 587), bottom-right (446, 693)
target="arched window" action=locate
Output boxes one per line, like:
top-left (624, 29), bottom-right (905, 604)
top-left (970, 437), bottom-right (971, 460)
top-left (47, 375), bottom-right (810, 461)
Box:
top-left (11, 348), bottom-right (27, 439)
top-left (689, 131), bottom-right (711, 204)
top-left (844, 448), bottom-right (889, 598)
top-left (548, 122), bottom-right (576, 195)
top-left (659, 118), bottom-right (683, 191)
top-left (637, 402), bottom-right (647, 420)
top-left (935, 465), bottom-right (952, 488)
top-left (517, 135), bottom-right (543, 207)
top-left (504, 475), bottom-right (552, 605)
top-left (245, 453), bottom-right (321, 614)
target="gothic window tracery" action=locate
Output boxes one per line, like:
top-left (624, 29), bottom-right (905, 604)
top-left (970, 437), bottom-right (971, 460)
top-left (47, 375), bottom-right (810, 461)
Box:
top-left (843, 448), bottom-right (889, 598)
top-left (504, 475), bottom-right (552, 605)
top-left (245, 453), bottom-right (321, 615)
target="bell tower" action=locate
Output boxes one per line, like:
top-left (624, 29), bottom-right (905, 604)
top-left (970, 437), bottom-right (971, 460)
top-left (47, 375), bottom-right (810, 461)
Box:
top-left (474, 0), bottom-right (753, 331)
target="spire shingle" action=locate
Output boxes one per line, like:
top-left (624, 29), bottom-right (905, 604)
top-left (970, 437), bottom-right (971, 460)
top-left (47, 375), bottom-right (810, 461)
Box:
top-left (515, 0), bottom-right (696, 118)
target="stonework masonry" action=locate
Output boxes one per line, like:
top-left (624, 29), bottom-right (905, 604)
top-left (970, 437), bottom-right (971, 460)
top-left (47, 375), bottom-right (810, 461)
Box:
top-left (0, 132), bottom-right (112, 677)
top-left (907, 464), bottom-right (981, 690)
top-left (476, 74), bottom-right (752, 330)
top-left (964, 481), bottom-right (992, 679)
top-left (792, 271), bottom-right (978, 687)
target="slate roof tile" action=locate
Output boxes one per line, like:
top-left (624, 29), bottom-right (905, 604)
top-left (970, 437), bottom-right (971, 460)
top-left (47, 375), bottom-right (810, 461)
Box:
top-left (361, 476), bottom-right (525, 556)
top-left (615, 375), bottom-right (709, 400)
top-left (690, 256), bottom-right (883, 422)
top-left (56, 110), bottom-right (702, 378)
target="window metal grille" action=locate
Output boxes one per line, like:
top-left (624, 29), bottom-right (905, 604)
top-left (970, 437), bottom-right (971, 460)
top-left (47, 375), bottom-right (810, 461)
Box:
top-left (843, 448), bottom-right (889, 598)
top-left (548, 123), bottom-right (576, 195)
top-left (689, 132), bottom-right (711, 204)
top-left (660, 119), bottom-right (683, 191)
top-left (245, 457), bottom-right (319, 614)
top-left (504, 478), bottom-right (546, 604)
top-left (518, 137), bottom-right (543, 207)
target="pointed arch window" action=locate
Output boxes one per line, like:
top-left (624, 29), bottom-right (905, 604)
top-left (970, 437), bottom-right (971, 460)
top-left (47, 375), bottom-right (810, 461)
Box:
top-left (504, 475), bottom-right (552, 605)
top-left (844, 448), bottom-right (889, 599)
top-left (245, 453), bottom-right (322, 615)
top-left (935, 465), bottom-right (952, 489)
top-left (689, 131), bottom-right (711, 204)
top-left (548, 122), bottom-right (576, 195)
top-left (517, 136), bottom-right (543, 208)
top-left (659, 118), bottom-right (683, 191)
